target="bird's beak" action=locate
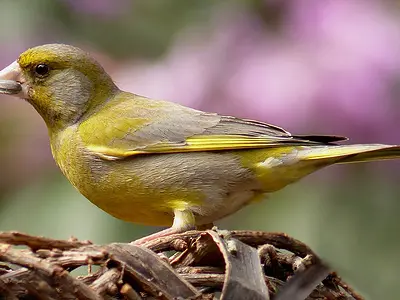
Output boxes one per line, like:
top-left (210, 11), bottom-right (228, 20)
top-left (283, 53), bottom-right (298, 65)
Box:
top-left (0, 61), bottom-right (26, 97)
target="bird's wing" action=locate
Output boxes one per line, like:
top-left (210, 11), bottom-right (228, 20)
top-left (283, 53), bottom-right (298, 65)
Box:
top-left (79, 93), bottom-right (346, 159)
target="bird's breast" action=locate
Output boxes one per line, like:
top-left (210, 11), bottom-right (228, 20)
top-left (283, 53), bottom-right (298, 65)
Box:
top-left (50, 126), bottom-right (97, 195)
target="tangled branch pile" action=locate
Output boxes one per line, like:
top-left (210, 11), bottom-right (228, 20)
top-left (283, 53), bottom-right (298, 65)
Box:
top-left (0, 230), bottom-right (363, 299)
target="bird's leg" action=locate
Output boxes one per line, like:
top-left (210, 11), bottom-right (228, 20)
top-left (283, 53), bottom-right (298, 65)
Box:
top-left (132, 209), bottom-right (195, 245)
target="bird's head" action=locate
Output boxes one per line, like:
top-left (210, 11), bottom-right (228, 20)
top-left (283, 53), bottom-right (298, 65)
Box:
top-left (0, 44), bottom-right (118, 131)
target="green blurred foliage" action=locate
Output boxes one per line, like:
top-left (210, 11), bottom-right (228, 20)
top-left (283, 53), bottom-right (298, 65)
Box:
top-left (55, 0), bottom-right (218, 58)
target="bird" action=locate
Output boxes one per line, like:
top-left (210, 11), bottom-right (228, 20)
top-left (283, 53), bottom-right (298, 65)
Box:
top-left (0, 44), bottom-right (399, 244)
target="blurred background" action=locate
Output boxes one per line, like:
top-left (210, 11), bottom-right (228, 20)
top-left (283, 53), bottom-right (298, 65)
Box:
top-left (1, 0), bottom-right (400, 298)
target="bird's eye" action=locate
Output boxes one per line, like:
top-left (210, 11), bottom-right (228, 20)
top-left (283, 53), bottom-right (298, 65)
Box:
top-left (34, 64), bottom-right (50, 76)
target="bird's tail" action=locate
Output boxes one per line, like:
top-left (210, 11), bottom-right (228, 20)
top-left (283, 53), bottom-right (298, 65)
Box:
top-left (302, 144), bottom-right (400, 164)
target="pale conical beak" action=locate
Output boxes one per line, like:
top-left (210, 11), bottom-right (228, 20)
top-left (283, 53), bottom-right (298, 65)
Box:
top-left (0, 61), bottom-right (24, 96)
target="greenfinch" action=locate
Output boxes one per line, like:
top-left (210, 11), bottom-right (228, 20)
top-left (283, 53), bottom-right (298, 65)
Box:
top-left (0, 44), bottom-right (399, 244)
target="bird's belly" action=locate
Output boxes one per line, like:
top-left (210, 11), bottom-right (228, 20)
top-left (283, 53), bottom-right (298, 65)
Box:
top-left (52, 144), bottom-right (172, 225)
top-left (62, 151), bottom-right (263, 227)
top-left (85, 188), bottom-right (176, 226)
top-left (84, 183), bottom-right (262, 227)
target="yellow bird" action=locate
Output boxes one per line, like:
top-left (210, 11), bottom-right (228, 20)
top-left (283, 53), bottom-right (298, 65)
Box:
top-left (0, 44), bottom-right (399, 244)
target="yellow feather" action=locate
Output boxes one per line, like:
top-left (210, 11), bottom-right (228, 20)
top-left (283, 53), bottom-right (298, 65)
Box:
top-left (87, 135), bottom-right (287, 159)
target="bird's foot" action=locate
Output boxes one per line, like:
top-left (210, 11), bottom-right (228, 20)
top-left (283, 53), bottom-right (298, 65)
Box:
top-left (131, 209), bottom-right (197, 246)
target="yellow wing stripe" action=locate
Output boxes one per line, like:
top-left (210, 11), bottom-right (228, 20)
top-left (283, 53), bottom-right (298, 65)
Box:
top-left (87, 135), bottom-right (290, 158)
